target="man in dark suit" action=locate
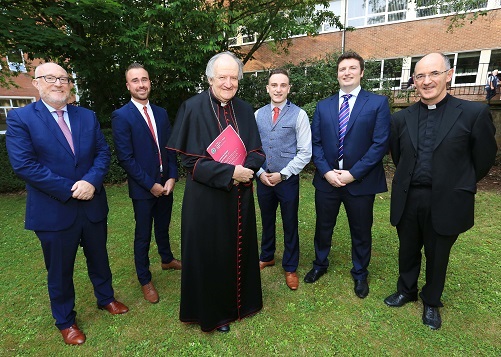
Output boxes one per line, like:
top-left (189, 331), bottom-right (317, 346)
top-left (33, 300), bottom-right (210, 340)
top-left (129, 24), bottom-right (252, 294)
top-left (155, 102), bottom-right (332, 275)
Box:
top-left (384, 52), bottom-right (497, 330)
top-left (305, 52), bottom-right (391, 299)
top-left (6, 62), bottom-right (128, 345)
top-left (112, 63), bottom-right (180, 305)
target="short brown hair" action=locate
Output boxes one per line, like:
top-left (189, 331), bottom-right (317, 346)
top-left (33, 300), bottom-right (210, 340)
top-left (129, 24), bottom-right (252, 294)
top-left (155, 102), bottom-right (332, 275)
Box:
top-left (337, 51), bottom-right (365, 72)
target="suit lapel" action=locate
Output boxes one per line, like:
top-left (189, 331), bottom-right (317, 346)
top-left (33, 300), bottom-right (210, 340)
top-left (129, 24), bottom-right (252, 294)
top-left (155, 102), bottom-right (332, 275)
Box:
top-left (433, 97), bottom-right (462, 150)
top-left (346, 90), bottom-right (368, 134)
top-left (328, 95), bottom-right (340, 139)
top-left (130, 101), bottom-right (155, 141)
top-left (35, 100), bottom-right (75, 156)
top-left (404, 104), bottom-right (419, 151)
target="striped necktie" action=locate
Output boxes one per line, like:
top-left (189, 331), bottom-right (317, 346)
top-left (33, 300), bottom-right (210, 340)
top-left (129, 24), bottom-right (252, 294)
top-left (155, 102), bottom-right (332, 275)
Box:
top-left (338, 94), bottom-right (352, 161)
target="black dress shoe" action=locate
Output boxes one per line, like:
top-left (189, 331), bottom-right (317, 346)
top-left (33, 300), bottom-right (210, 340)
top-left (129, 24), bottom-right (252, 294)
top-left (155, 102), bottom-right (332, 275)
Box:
top-left (354, 279), bottom-right (369, 299)
top-left (384, 292), bottom-right (418, 307)
top-left (422, 304), bottom-right (441, 330)
top-left (217, 324), bottom-right (230, 333)
top-left (304, 268), bottom-right (326, 283)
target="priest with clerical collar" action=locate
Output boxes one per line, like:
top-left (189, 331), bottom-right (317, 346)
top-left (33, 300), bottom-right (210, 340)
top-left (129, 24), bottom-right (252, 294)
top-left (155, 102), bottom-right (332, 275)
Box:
top-left (167, 51), bottom-right (265, 333)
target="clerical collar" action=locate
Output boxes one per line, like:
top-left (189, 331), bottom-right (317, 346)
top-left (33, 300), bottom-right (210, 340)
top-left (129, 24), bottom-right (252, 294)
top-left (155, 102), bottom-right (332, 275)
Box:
top-left (209, 87), bottom-right (229, 107)
top-left (419, 93), bottom-right (450, 110)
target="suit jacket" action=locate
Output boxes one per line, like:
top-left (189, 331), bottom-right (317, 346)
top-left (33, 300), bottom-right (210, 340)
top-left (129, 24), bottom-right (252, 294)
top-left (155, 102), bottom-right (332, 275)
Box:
top-left (112, 101), bottom-right (178, 200)
top-left (312, 89), bottom-right (391, 196)
top-left (6, 100), bottom-right (110, 231)
top-left (390, 95), bottom-right (497, 235)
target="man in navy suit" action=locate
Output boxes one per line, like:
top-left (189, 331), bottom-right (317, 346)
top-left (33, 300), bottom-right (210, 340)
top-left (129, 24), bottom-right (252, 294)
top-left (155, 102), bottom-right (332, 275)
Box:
top-left (6, 62), bottom-right (128, 345)
top-left (384, 53), bottom-right (497, 330)
top-left (112, 63), bottom-right (180, 305)
top-left (304, 52), bottom-right (391, 299)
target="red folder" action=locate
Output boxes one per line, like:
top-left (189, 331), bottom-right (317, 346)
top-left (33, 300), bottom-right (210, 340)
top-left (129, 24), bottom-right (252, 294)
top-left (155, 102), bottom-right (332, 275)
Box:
top-left (206, 125), bottom-right (247, 165)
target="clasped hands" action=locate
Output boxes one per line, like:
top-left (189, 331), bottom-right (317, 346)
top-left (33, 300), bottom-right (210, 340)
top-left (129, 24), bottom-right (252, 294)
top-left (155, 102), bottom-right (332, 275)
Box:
top-left (324, 169), bottom-right (355, 187)
top-left (150, 178), bottom-right (176, 197)
top-left (259, 172), bottom-right (282, 187)
top-left (71, 180), bottom-right (95, 200)
top-left (232, 165), bottom-right (254, 185)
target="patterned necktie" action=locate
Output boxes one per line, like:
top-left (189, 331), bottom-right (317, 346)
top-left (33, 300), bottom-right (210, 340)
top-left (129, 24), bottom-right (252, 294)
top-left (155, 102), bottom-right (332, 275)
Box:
top-left (143, 106), bottom-right (162, 166)
top-left (272, 107), bottom-right (280, 123)
top-left (338, 94), bottom-right (352, 161)
top-left (55, 110), bottom-right (74, 153)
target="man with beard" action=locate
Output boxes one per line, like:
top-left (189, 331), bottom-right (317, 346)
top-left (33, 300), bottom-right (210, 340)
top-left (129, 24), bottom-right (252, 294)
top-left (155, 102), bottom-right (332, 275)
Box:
top-left (167, 52), bottom-right (265, 333)
top-left (112, 63), bottom-right (180, 304)
top-left (6, 62), bottom-right (128, 345)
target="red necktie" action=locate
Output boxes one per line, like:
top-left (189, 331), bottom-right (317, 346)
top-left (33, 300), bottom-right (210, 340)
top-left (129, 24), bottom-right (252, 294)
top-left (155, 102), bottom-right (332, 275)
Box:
top-left (272, 107), bottom-right (280, 123)
top-left (143, 106), bottom-right (162, 167)
top-left (55, 110), bottom-right (74, 154)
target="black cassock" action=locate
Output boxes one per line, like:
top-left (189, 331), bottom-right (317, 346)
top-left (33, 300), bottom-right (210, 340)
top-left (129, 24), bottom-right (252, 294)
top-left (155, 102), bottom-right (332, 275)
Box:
top-left (167, 89), bottom-right (265, 332)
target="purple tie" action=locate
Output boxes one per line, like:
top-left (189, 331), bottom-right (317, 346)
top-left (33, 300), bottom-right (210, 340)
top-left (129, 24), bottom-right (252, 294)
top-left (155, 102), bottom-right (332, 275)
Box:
top-left (55, 110), bottom-right (74, 153)
top-left (338, 94), bottom-right (352, 161)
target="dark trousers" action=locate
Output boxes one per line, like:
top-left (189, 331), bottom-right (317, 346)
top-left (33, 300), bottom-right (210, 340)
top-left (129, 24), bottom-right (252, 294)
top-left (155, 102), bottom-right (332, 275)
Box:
top-left (396, 186), bottom-right (458, 307)
top-left (36, 206), bottom-right (114, 330)
top-left (132, 191), bottom-right (174, 286)
top-left (313, 187), bottom-right (375, 280)
top-left (257, 174), bottom-right (300, 272)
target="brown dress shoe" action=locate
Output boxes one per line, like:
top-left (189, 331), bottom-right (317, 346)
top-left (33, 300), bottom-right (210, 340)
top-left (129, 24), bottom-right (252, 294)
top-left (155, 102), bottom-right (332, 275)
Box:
top-left (98, 300), bottom-right (129, 314)
top-left (60, 324), bottom-right (86, 345)
top-left (141, 281), bottom-right (159, 303)
top-left (161, 259), bottom-right (182, 270)
top-left (259, 259), bottom-right (275, 270)
top-left (285, 271), bottom-right (299, 290)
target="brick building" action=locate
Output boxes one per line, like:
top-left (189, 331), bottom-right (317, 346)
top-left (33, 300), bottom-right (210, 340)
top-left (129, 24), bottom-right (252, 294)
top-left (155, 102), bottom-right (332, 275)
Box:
top-left (240, 0), bottom-right (501, 103)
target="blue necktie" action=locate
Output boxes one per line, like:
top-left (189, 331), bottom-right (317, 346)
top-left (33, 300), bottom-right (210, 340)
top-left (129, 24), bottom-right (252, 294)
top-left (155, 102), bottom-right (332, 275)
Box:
top-left (338, 94), bottom-right (352, 161)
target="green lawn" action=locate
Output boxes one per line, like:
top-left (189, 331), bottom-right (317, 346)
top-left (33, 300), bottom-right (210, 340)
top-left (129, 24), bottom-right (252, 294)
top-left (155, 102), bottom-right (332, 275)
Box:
top-left (0, 177), bottom-right (499, 356)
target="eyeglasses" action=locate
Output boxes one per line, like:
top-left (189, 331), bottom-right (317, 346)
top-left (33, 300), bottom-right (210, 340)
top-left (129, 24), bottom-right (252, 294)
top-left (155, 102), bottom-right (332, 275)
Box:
top-left (414, 70), bottom-right (449, 82)
top-left (35, 75), bottom-right (71, 84)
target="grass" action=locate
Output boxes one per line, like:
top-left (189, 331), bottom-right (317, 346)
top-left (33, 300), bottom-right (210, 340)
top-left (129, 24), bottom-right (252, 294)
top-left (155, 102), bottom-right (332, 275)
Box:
top-left (0, 176), bottom-right (500, 356)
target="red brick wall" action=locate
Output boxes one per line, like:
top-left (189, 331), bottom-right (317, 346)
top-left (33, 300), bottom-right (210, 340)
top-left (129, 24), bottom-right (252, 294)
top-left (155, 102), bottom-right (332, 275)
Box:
top-left (244, 9), bottom-right (501, 71)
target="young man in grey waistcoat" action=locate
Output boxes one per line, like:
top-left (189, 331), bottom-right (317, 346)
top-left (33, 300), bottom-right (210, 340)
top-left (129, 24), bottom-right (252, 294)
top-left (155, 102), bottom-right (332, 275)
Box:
top-left (255, 69), bottom-right (312, 290)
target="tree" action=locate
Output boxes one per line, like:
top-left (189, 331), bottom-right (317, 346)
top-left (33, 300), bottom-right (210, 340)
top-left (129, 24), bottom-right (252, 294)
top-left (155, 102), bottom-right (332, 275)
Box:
top-left (0, 0), bottom-right (490, 121)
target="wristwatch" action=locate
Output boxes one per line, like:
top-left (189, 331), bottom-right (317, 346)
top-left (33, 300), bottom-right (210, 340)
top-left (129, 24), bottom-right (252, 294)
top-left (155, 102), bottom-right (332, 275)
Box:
top-left (280, 173), bottom-right (288, 181)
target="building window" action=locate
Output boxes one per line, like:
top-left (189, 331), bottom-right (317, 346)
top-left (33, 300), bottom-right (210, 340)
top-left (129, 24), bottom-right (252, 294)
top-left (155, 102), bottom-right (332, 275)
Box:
top-left (319, 0), bottom-right (342, 32)
top-left (416, 0), bottom-right (488, 18)
top-left (347, 0), bottom-right (407, 27)
top-left (367, 58), bottom-right (403, 90)
top-left (0, 97), bottom-right (35, 133)
top-left (453, 51), bottom-right (481, 85)
top-left (6, 50), bottom-right (27, 73)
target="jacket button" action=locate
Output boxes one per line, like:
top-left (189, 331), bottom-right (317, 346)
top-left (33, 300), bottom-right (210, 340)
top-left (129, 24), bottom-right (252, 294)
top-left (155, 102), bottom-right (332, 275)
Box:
top-left (404, 189), bottom-right (407, 193)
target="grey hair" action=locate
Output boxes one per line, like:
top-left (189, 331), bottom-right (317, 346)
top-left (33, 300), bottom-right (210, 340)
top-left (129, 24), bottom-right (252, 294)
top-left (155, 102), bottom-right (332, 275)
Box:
top-left (205, 51), bottom-right (243, 81)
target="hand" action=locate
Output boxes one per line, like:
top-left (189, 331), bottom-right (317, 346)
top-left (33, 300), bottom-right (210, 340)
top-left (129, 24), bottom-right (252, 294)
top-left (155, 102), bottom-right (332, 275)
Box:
top-left (324, 170), bottom-right (345, 187)
top-left (163, 178), bottom-right (176, 195)
top-left (150, 183), bottom-right (165, 197)
top-left (259, 172), bottom-right (276, 187)
top-left (333, 169), bottom-right (355, 185)
top-left (232, 165), bottom-right (254, 183)
top-left (71, 180), bottom-right (96, 200)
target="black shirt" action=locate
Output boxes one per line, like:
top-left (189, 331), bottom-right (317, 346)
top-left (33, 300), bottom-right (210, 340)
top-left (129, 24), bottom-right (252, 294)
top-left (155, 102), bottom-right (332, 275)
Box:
top-left (411, 94), bottom-right (450, 186)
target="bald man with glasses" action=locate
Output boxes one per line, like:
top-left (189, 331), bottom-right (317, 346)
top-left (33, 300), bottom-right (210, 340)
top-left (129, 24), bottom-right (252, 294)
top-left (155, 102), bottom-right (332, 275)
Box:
top-left (385, 53), bottom-right (497, 330)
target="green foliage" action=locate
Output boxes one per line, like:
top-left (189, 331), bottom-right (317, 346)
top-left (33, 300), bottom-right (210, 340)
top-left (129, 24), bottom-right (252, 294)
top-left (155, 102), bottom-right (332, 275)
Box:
top-left (0, 136), bottom-right (25, 192)
top-left (0, 0), bottom-right (340, 122)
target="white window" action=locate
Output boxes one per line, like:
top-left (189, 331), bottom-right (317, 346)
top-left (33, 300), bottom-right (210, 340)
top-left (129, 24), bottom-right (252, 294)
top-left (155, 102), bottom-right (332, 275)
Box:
top-left (416, 0), bottom-right (488, 18)
top-left (6, 50), bottom-right (27, 73)
top-left (347, 0), bottom-right (407, 27)
top-left (0, 97), bottom-right (35, 133)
